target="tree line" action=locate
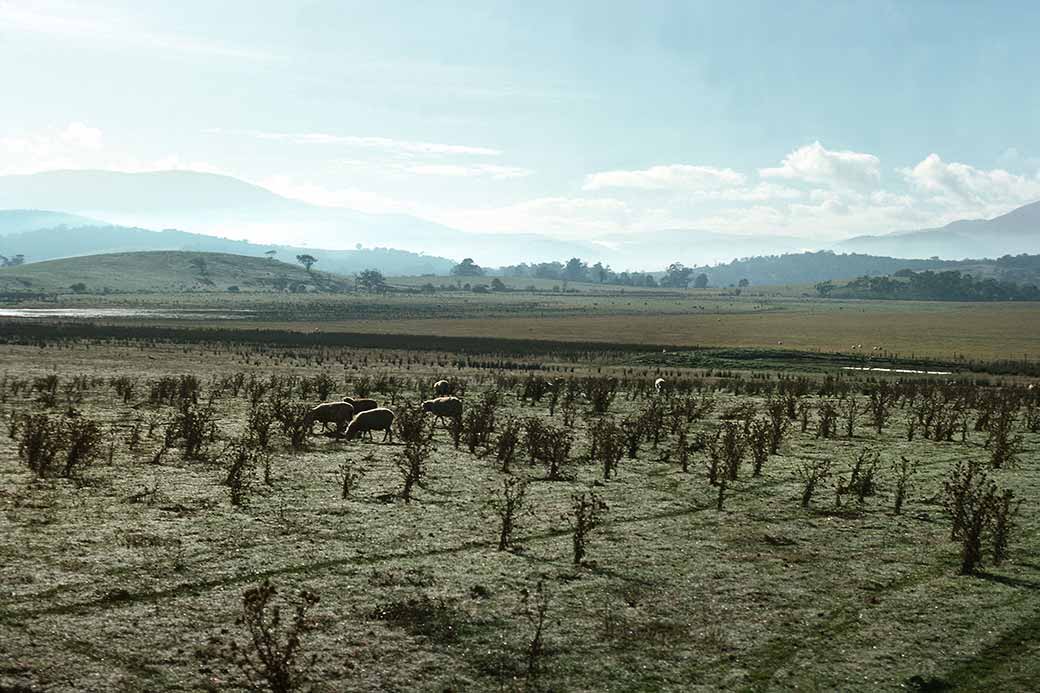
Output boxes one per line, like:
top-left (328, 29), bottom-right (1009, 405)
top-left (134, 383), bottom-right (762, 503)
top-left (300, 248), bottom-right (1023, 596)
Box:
top-left (817, 269), bottom-right (1040, 301)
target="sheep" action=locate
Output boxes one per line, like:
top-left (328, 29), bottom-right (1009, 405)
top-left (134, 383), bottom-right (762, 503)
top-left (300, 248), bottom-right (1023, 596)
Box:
top-left (342, 396), bottom-right (378, 414)
top-left (343, 407), bottom-right (396, 443)
top-left (303, 401), bottom-right (354, 435)
top-left (421, 396), bottom-right (463, 425)
top-left (433, 379), bottom-right (452, 396)
top-left (654, 378), bottom-right (666, 394)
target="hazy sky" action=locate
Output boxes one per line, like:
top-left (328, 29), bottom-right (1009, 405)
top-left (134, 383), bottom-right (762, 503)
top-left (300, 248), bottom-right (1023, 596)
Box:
top-left (2, 0), bottom-right (1039, 240)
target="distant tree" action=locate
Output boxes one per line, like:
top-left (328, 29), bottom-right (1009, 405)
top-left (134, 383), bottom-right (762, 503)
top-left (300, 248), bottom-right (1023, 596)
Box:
top-left (562, 257), bottom-right (589, 282)
top-left (296, 254), bottom-right (318, 272)
top-left (357, 269), bottom-right (386, 293)
top-left (738, 278), bottom-right (750, 287)
top-left (451, 258), bottom-right (485, 276)
top-left (491, 277), bottom-right (507, 291)
top-left (69, 282), bottom-right (87, 294)
top-left (592, 262), bottom-right (609, 283)
top-left (693, 273), bottom-right (709, 289)
top-left (227, 285), bottom-right (240, 293)
top-left (264, 249), bottom-right (277, 261)
top-left (660, 262), bottom-right (694, 288)
top-left (815, 280), bottom-right (835, 297)
top-left (0, 254), bottom-right (25, 267)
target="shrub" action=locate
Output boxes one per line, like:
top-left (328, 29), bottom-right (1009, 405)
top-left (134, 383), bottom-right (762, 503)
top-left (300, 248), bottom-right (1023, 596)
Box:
top-left (200, 579), bottom-right (320, 693)
top-left (247, 403), bottom-right (275, 450)
top-left (494, 417), bottom-right (521, 473)
top-left (62, 418), bottom-right (104, 478)
top-left (174, 400), bottom-right (217, 461)
top-left (568, 491), bottom-right (608, 564)
top-left (522, 579), bottom-right (552, 680)
top-left (891, 456), bottom-right (917, 515)
top-left (18, 413), bottom-right (65, 478)
top-left (986, 405), bottom-right (1023, 469)
top-left (836, 449), bottom-right (881, 505)
top-left (397, 433), bottom-right (431, 502)
top-left (492, 476), bottom-right (529, 551)
top-left (588, 417), bottom-right (625, 480)
top-left (748, 418), bottom-right (770, 477)
top-left (816, 401), bottom-right (837, 439)
top-left (223, 439), bottom-right (266, 506)
top-left (941, 459), bottom-right (1016, 575)
top-left (339, 459), bottom-right (365, 500)
top-left (582, 376), bottom-right (617, 414)
top-left (272, 399), bottom-right (310, 451)
top-left (797, 458), bottom-right (831, 508)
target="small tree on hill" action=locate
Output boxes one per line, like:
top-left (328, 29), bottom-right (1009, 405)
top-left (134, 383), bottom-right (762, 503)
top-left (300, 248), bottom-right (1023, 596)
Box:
top-left (661, 262), bottom-right (694, 288)
top-left (357, 269), bottom-right (386, 293)
top-left (451, 258), bottom-right (484, 276)
top-left (693, 273), bottom-right (708, 289)
top-left (296, 254), bottom-right (317, 272)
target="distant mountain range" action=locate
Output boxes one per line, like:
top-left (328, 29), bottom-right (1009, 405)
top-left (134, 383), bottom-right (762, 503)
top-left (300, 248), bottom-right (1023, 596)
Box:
top-left (0, 169), bottom-right (1038, 269)
top-left (837, 200), bottom-right (1040, 259)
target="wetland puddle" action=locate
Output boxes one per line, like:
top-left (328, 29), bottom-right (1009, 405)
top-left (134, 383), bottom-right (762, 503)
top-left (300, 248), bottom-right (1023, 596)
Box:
top-left (0, 308), bottom-right (252, 320)
top-left (842, 366), bottom-right (952, 375)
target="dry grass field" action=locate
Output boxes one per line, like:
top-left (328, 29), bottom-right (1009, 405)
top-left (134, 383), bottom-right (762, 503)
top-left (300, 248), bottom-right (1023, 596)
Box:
top-left (1, 335), bottom-right (1038, 692)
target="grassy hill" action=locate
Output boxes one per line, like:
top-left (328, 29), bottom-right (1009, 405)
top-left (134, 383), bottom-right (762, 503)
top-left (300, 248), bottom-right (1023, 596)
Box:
top-left (0, 251), bottom-right (351, 294)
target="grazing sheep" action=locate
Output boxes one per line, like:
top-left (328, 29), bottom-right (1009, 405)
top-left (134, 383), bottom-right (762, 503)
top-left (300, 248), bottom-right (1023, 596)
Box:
top-left (303, 401), bottom-right (354, 435)
top-left (343, 396), bottom-right (378, 414)
top-left (654, 378), bottom-right (666, 394)
top-left (421, 396), bottom-right (463, 425)
top-left (433, 379), bottom-right (452, 396)
top-left (343, 407), bottom-right (396, 443)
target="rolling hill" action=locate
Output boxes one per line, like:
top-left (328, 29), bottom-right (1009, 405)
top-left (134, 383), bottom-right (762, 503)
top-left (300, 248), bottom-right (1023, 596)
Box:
top-left (0, 251), bottom-right (350, 293)
top-left (0, 221), bottom-right (456, 276)
top-left (0, 209), bottom-right (102, 236)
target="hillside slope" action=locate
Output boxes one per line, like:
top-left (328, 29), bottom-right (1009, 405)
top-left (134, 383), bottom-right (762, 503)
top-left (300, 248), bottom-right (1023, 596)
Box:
top-left (0, 251), bottom-right (349, 293)
top-left (0, 223), bottom-right (455, 276)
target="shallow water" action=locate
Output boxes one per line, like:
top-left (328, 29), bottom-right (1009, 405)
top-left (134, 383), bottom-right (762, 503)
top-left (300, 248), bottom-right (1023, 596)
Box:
top-left (0, 308), bottom-right (252, 320)
top-left (842, 366), bottom-right (952, 375)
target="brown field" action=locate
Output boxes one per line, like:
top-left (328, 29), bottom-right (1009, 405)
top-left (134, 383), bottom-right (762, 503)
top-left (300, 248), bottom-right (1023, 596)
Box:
top-left (182, 300), bottom-right (1040, 362)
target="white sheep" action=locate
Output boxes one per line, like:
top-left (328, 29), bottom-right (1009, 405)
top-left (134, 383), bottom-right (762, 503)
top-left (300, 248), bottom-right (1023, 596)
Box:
top-left (654, 378), bottom-right (666, 394)
top-left (343, 396), bottom-right (378, 414)
top-left (421, 396), bottom-right (463, 425)
top-left (343, 407), bottom-right (396, 443)
top-left (303, 401), bottom-right (354, 435)
top-left (433, 379), bottom-right (452, 396)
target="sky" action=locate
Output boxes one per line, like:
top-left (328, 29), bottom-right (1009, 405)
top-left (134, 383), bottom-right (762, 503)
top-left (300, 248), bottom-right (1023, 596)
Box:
top-left (1, 0), bottom-right (1039, 241)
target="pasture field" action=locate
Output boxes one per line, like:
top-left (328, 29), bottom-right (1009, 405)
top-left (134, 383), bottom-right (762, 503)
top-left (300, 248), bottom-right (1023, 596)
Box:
top-left (1, 335), bottom-right (1038, 692)
top-left (6, 286), bottom-right (1040, 363)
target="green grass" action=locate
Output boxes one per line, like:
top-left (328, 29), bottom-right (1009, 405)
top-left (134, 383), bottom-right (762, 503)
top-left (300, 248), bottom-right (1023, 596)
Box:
top-left (0, 337), bottom-right (1038, 692)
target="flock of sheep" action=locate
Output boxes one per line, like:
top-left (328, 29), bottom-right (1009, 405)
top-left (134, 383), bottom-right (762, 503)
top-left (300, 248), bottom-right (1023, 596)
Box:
top-left (302, 379), bottom-right (462, 443)
top-left (305, 377), bottom-right (674, 444)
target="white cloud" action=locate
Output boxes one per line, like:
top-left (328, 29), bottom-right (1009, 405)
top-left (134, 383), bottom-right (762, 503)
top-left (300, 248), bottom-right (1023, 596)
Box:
top-left (257, 176), bottom-right (414, 216)
top-left (427, 197), bottom-right (631, 235)
top-left (583, 164), bottom-right (745, 191)
top-left (900, 154), bottom-right (1040, 211)
top-left (0, 122), bottom-right (231, 177)
top-left (760, 141), bottom-right (881, 189)
top-left (210, 128), bottom-right (501, 157)
top-left (405, 164), bottom-right (533, 179)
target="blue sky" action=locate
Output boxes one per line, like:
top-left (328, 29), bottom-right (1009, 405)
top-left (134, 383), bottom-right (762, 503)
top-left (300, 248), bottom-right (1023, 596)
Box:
top-left (2, 0), bottom-right (1039, 241)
